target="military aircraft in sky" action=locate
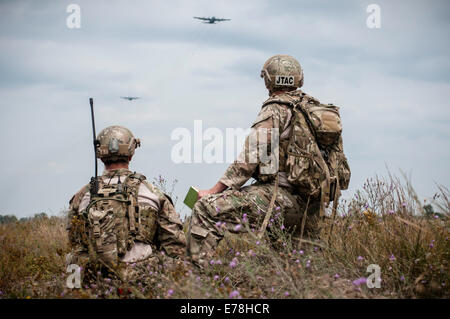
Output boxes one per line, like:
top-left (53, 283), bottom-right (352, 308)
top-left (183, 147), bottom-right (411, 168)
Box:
top-left (120, 96), bottom-right (140, 101)
top-left (193, 16), bottom-right (231, 24)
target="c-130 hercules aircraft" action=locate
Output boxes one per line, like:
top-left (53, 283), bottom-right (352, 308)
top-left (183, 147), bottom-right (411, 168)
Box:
top-left (193, 16), bottom-right (231, 24)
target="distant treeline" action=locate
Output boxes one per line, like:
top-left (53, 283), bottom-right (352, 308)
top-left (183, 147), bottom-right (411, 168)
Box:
top-left (0, 212), bottom-right (53, 224)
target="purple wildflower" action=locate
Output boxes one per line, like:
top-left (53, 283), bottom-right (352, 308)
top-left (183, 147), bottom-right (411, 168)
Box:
top-left (214, 275), bottom-right (219, 281)
top-left (234, 224), bottom-right (242, 231)
top-left (229, 258), bottom-right (238, 268)
top-left (224, 277), bottom-right (230, 282)
top-left (352, 277), bottom-right (367, 286)
top-left (357, 256), bottom-right (364, 261)
top-left (284, 291), bottom-right (289, 296)
top-left (388, 210), bottom-right (395, 214)
top-left (299, 250), bottom-right (304, 255)
top-left (281, 224), bottom-right (285, 230)
top-left (167, 289), bottom-right (174, 297)
top-left (275, 206), bottom-right (281, 211)
top-left (229, 290), bottom-right (240, 298)
top-left (334, 274), bottom-right (340, 279)
top-left (400, 276), bottom-right (405, 281)
top-left (389, 254), bottom-right (396, 261)
top-left (215, 206), bottom-right (220, 213)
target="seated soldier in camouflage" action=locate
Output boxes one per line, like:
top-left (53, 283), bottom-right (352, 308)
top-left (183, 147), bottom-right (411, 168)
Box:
top-left (66, 125), bottom-right (186, 278)
top-left (186, 55), bottom-right (351, 267)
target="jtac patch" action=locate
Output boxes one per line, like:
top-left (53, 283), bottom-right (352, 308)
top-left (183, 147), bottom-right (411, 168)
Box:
top-left (275, 75), bottom-right (295, 86)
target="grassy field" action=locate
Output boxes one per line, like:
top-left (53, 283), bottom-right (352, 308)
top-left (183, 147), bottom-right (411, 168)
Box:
top-left (0, 174), bottom-right (448, 299)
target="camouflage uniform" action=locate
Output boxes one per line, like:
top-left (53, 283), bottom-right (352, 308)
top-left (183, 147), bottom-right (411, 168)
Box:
top-left (187, 90), bottom-right (322, 266)
top-left (67, 168), bottom-right (186, 265)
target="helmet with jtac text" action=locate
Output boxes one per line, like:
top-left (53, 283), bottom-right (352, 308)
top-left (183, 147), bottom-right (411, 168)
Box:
top-left (260, 54), bottom-right (304, 91)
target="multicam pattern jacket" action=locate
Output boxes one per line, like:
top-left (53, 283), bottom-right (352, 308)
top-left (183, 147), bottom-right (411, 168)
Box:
top-left (220, 90), bottom-right (312, 190)
top-left (67, 168), bottom-right (186, 258)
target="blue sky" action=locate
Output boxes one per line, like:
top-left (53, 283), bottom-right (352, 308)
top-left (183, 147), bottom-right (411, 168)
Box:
top-left (0, 0), bottom-right (449, 218)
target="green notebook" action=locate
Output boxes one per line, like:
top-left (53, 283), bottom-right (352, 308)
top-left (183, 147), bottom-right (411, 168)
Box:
top-left (183, 186), bottom-right (199, 209)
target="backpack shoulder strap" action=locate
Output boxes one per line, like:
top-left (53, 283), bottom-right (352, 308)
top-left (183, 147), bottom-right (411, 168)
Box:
top-left (291, 99), bottom-right (320, 143)
top-left (129, 172), bottom-right (147, 182)
top-left (122, 172), bottom-right (147, 234)
top-left (261, 96), bottom-right (295, 108)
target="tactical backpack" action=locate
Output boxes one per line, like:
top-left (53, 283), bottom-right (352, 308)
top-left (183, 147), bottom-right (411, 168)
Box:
top-left (81, 173), bottom-right (158, 268)
top-left (263, 92), bottom-right (351, 216)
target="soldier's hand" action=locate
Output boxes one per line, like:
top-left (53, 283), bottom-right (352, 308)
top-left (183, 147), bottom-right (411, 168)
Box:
top-left (197, 182), bottom-right (227, 200)
top-left (198, 189), bottom-right (214, 199)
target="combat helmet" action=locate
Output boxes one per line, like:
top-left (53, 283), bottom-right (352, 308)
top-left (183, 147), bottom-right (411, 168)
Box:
top-left (96, 125), bottom-right (141, 161)
top-left (260, 54), bottom-right (304, 91)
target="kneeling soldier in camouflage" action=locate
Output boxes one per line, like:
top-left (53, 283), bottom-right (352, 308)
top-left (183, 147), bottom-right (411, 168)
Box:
top-left (186, 55), bottom-right (351, 267)
top-left (66, 125), bottom-right (186, 279)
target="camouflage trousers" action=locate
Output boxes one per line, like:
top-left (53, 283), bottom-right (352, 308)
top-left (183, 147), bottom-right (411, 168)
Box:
top-left (186, 182), bottom-right (320, 267)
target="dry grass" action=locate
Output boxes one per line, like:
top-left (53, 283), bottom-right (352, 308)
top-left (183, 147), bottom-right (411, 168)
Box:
top-left (0, 215), bottom-right (69, 298)
top-left (0, 174), bottom-right (448, 299)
